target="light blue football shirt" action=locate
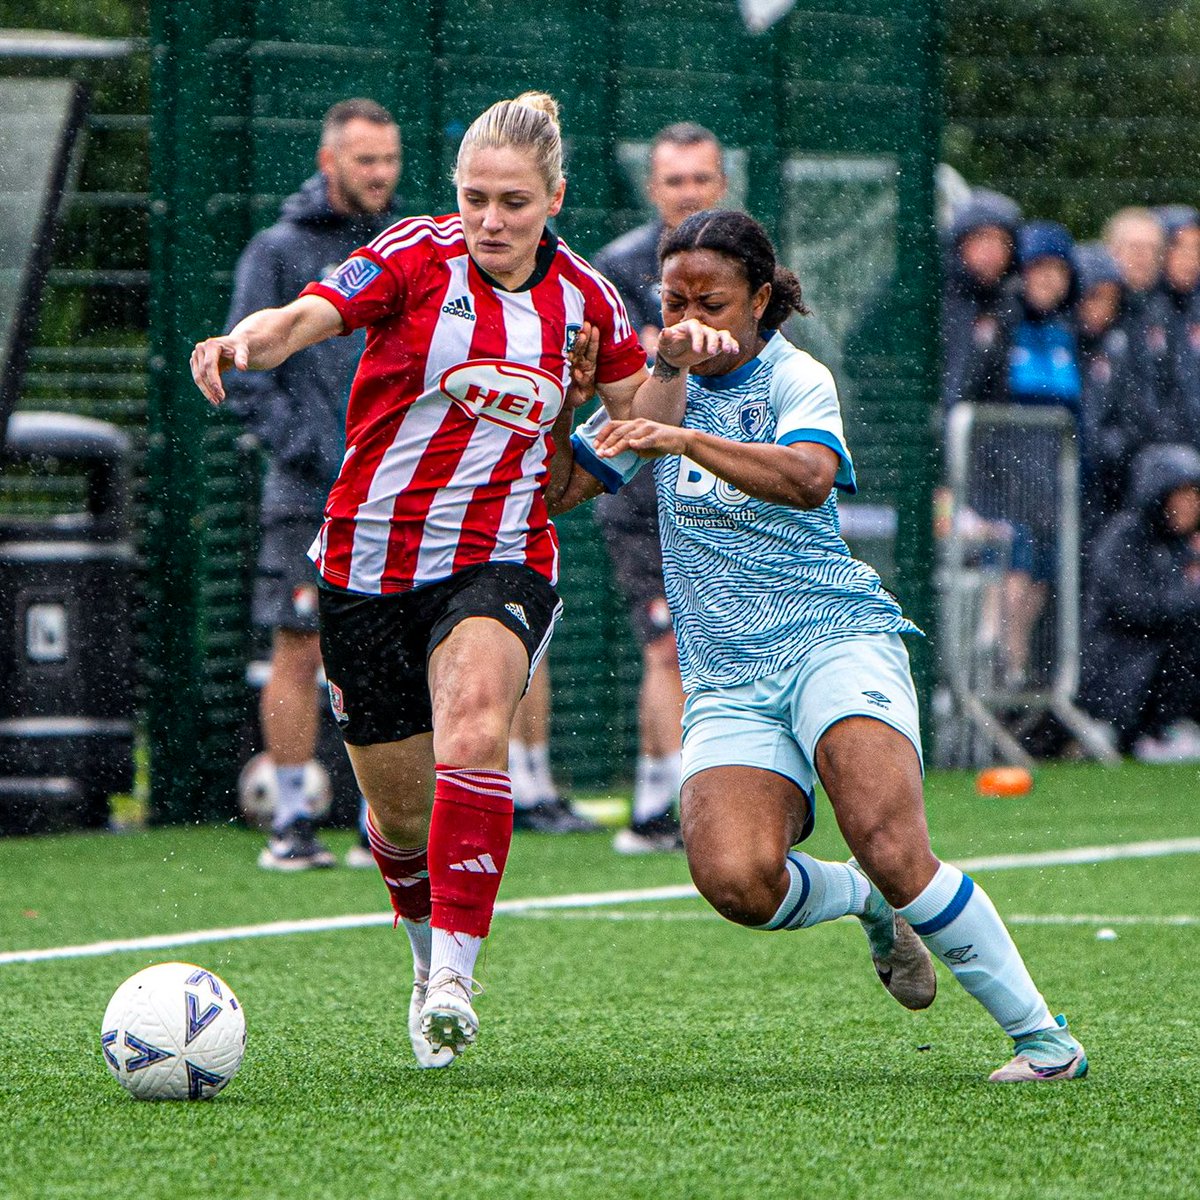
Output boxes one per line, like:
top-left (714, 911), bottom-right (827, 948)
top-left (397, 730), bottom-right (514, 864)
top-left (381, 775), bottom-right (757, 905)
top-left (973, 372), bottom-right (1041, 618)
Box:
top-left (574, 330), bottom-right (919, 691)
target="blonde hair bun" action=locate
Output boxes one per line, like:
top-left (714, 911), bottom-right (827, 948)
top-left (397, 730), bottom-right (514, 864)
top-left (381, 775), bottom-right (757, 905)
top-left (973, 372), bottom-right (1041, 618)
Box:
top-left (512, 91), bottom-right (561, 126)
top-left (455, 91), bottom-right (565, 192)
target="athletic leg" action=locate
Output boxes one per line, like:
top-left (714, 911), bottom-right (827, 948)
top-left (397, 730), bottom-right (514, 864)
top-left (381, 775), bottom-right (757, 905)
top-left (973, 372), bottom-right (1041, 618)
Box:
top-left (420, 616), bottom-right (532, 1055)
top-left (510, 661), bottom-right (599, 832)
top-left (258, 628), bottom-right (334, 870)
top-left (344, 734), bottom-right (448, 1069)
top-left (817, 717), bottom-right (1084, 1077)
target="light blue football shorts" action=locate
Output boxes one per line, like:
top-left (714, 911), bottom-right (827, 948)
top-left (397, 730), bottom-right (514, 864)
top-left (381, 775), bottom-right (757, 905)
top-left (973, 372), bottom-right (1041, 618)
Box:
top-left (680, 633), bottom-right (923, 840)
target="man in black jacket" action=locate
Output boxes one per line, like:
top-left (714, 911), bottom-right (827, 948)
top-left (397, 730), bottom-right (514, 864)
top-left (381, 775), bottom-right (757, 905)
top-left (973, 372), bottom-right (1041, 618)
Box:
top-left (1081, 443), bottom-right (1200, 760)
top-left (590, 123), bottom-right (727, 852)
top-left (224, 98), bottom-right (400, 869)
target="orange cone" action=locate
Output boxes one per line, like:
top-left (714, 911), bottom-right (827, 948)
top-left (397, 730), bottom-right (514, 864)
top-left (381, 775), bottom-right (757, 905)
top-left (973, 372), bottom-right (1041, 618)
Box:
top-left (976, 766), bottom-right (1034, 797)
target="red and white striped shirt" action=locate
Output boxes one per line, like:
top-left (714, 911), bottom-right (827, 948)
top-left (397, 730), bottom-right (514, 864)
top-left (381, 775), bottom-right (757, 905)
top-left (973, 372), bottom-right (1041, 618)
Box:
top-left (299, 214), bottom-right (645, 594)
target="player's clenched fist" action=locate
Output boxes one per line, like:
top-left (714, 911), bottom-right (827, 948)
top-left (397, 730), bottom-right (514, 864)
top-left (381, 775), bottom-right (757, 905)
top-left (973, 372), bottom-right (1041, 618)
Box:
top-left (190, 336), bottom-right (250, 406)
top-left (656, 318), bottom-right (738, 370)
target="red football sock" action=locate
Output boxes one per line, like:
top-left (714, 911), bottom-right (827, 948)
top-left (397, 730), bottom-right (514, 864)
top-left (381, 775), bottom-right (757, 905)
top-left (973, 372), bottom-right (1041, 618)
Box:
top-left (427, 764), bottom-right (513, 939)
top-left (365, 812), bottom-right (431, 926)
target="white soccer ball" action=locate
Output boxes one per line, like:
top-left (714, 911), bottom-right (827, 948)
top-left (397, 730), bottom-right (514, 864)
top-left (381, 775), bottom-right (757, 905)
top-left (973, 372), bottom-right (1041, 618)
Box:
top-left (237, 753), bottom-right (332, 830)
top-left (100, 961), bottom-right (246, 1101)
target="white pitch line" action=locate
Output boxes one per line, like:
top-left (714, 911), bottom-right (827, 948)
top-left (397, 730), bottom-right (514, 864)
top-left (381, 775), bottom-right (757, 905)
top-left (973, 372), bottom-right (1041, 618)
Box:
top-left (957, 837), bottom-right (1200, 872)
top-left (0, 885), bottom-right (699, 966)
top-left (504, 909), bottom-right (1200, 928)
top-left (1008, 913), bottom-right (1200, 927)
top-left (2, 837), bottom-right (1198, 967)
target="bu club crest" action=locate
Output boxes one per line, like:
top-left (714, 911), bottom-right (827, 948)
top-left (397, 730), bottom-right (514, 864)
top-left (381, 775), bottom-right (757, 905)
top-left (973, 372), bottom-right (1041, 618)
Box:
top-left (739, 398), bottom-right (769, 438)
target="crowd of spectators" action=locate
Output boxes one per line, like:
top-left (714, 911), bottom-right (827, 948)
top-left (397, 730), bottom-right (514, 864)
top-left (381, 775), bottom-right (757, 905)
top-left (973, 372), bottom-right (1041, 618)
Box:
top-left (940, 191), bottom-right (1200, 761)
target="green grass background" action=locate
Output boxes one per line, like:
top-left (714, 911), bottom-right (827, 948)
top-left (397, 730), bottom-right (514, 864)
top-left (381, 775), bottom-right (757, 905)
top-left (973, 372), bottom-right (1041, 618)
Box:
top-left (1, 762), bottom-right (1198, 1199)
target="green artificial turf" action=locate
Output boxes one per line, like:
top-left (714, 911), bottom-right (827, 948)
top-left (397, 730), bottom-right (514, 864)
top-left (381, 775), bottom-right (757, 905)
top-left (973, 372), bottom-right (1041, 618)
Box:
top-left (1, 762), bottom-right (1198, 1199)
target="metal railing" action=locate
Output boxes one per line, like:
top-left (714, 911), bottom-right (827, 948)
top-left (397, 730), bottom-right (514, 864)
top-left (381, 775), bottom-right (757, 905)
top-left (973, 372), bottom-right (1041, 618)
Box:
top-left (938, 402), bottom-right (1118, 767)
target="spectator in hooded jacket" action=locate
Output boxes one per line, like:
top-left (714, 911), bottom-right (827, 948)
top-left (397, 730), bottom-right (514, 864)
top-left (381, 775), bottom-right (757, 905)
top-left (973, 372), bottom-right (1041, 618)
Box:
top-left (941, 189), bottom-right (1021, 409)
top-left (1080, 443), bottom-right (1200, 761)
top-left (1075, 241), bottom-right (1132, 531)
top-left (1103, 206), bottom-right (1173, 427)
top-left (1156, 205), bottom-right (1200, 452)
top-left (970, 221), bottom-right (1081, 687)
top-left (223, 99), bottom-right (401, 871)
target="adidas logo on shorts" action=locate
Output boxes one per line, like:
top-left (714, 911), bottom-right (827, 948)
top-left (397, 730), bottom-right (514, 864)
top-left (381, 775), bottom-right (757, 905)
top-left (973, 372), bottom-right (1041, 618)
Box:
top-left (505, 601), bottom-right (529, 629)
top-left (441, 294), bottom-right (476, 321)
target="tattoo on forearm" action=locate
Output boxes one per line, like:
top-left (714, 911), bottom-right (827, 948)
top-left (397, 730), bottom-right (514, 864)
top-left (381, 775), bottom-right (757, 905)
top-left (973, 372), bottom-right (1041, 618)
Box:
top-left (652, 355), bottom-right (682, 381)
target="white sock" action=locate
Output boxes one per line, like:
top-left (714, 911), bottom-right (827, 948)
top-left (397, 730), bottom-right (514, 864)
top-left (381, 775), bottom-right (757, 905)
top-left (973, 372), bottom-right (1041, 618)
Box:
top-left (526, 742), bottom-right (557, 803)
top-left (508, 740), bottom-right (537, 809)
top-left (755, 852), bottom-right (871, 930)
top-left (402, 918), bottom-right (432, 982)
top-left (430, 926), bottom-right (483, 981)
top-left (272, 763), bottom-right (309, 832)
top-left (632, 752), bottom-right (681, 823)
top-left (900, 862), bottom-right (1053, 1037)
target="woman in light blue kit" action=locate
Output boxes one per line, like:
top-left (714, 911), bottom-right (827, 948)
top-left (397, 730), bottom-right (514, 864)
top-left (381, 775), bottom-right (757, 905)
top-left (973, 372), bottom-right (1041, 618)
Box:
top-left (555, 209), bottom-right (1086, 1083)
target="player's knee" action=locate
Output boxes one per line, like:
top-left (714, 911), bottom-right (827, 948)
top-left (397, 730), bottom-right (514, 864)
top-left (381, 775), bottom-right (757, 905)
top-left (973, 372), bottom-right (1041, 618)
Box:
top-left (688, 850), bottom-right (779, 927)
top-left (849, 822), bottom-right (936, 905)
top-left (270, 630), bottom-right (322, 686)
top-left (433, 706), bottom-right (509, 769)
top-left (367, 796), bottom-right (430, 846)
top-left (643, 632), bottom-right (678, 672)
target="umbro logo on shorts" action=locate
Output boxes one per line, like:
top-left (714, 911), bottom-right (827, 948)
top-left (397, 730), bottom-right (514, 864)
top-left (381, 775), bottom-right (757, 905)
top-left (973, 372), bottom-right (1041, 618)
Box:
top-left (449, 854), bottom-right (499, 874)
top-left (441, 294), bottom-right (476, 321)
top-left (505, 601), bottom-right (529, 629)
top-left (862, 690), bottom-right (891, 708)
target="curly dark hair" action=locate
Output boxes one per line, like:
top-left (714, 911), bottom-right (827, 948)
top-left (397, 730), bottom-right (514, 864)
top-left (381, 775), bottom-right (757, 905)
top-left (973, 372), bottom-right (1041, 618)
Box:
top-left (658, 209), bottom-right (810, 331)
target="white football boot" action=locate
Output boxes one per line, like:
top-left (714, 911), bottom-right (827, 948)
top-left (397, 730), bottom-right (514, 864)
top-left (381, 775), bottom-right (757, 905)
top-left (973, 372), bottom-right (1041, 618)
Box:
top-left (420, 966), bottom-right (482, 1058)
top-left (408, 979), bottom-right (456, 1069)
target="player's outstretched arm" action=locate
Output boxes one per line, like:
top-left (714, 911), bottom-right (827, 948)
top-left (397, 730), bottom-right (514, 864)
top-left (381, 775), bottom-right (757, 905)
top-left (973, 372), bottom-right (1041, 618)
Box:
top-left (595, 420), bottom-right (839, 510)
top-left (190, 294), bottom-right (344, 406)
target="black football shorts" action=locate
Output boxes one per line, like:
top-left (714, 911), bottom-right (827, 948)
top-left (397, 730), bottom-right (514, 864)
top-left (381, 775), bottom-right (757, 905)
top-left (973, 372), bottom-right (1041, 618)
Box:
top-left (317, 562), bottom-right (561, 746)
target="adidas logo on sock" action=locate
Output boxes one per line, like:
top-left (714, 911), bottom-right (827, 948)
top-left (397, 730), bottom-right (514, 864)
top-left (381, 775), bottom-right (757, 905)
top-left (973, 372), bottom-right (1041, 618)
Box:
top-left (448, 854), bottom-right (499, 874)
top-left (504, 601), bottom-right (529, 629)
top-left (384, 870), bottom-right (430, 888)
top-left (441, 294), bottom-right (476, 321)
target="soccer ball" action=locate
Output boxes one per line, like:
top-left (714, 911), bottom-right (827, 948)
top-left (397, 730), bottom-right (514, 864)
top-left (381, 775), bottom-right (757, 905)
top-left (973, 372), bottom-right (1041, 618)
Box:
top-left (100, 962), bottom-right (246, 1100)
top-left (237, 752), bottom-right (332, 830)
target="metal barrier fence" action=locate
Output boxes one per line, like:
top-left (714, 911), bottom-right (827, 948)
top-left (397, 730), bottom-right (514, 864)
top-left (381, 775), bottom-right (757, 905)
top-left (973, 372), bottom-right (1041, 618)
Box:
top-left (937, 402), bottom-right (1118, 767)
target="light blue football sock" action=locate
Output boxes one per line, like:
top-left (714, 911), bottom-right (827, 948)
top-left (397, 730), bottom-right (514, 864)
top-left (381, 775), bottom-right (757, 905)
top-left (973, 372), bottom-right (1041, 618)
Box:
top-left (899, 861), bottom-right (1054, 1038)
top-left (756, 851), bottom-right (871, 931)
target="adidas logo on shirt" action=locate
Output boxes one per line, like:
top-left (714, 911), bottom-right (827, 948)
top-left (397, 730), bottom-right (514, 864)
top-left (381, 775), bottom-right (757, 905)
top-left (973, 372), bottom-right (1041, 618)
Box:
top-left (504, 601), bottom-right (530, 629)
top-left (448, 854), bottom-right (499, 874)
top-left (441, 294), bottom-right (476, 321)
